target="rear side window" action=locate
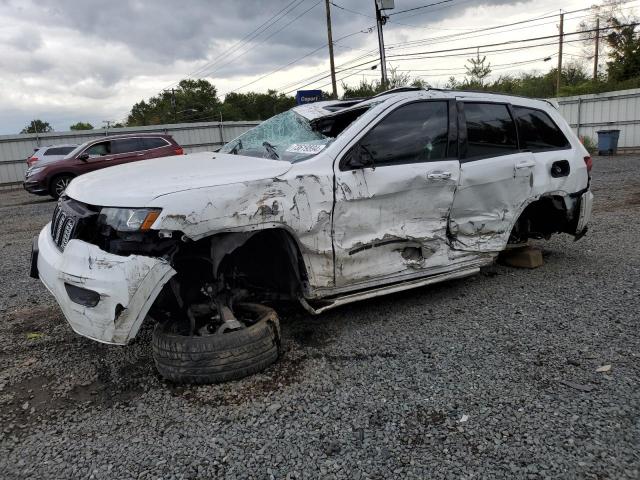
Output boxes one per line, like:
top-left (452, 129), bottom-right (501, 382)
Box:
top-left (140, 137), bottom-right (169, 149)
top-left (111, 138), bottom-right (143, 154)
top-left (45, 146), bottom-right (75, 156)
top-left (514, 106), bottom-right (570, 152)
top-left (464, 103), bottom-right (518, 159)
top-left (358, 101), bottom-right (450, 166)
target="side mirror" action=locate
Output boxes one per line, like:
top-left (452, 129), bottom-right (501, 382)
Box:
top-left (345, 144), bottom-right (374, 170)
top-left (78, 153), bottom-right (89, 161)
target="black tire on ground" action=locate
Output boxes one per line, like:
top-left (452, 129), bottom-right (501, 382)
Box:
top-left (152, 303), bottom-right (281, 384)
top-left (49, 174), bottom-right (74, 199)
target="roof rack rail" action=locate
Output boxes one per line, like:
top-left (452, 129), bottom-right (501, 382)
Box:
top-left (372, 87), bottom-right (424, 98)
top-left (442, 88), bottom-right (548, 103)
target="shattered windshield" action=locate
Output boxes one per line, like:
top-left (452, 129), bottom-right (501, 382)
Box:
top-left (219, 110), bottom-right (332, 163)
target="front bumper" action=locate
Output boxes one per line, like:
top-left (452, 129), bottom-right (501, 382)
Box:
top-left (36, 224), bottom-right (175, 345)
top-left (23, 179), bottom-right (48, 195)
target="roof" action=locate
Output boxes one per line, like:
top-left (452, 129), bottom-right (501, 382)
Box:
top-left (293, 88), bottom-right (554, 120)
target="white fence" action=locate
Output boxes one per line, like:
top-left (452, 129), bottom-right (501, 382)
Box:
top-left (0, 121), bottom-right (259, 185)
top-left (550, 88), bottom-right (640, 151)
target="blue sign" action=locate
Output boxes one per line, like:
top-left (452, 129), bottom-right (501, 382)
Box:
top-left (296, 90), bottom-right (323, 105)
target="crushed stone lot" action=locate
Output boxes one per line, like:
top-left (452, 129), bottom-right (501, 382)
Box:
top-left (1, 156), bottom-right (639, 479)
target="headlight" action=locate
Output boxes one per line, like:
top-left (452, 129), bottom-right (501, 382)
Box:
top-left (98, 207), bottom-right (161, 232)
top-left (26, 166), bottom-right (44, 178)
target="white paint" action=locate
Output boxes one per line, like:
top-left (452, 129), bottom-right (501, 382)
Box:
top-left (65, 152), bottom-right (293, 207)
top-left (37, 89), bottom-right (593, 344)
top-left (36, 224), bottom-right (175, 344)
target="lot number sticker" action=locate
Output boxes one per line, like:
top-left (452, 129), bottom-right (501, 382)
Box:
top-left (286, 143), bottom-right (326, 155)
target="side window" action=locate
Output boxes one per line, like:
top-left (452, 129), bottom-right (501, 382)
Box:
top-left (464, 103), bottom-right (518, 159)
top-left (140, 137), bottom-right (169, 149)
top-left (84, 141), bottom-right (111, 156)
top-left (111, 138), bottom-right (143, 154)
top-left (513, 106), bottom-right (570, 152)
top-left (358, 101), bottom-right (449, 166)
top-left (45, 146), bottom-right (75, 156)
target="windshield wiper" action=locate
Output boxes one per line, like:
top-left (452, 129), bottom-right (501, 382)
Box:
top-left (229, 139), bottom-right (243, 155)
top-left (262, 141), bottom-right (279, 160)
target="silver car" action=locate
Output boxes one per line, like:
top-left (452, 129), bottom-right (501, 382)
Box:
top-left (27, 144), bottom-right (78, 168)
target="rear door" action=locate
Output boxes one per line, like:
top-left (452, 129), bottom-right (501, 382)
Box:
top-left (139, 137), bottom-right (172, 159)
top-left (110, 138), bottom-right (146, 165)
top-left (512, 105), bottom-right (577, 196)
top-left (332, 100), bottom-right (460, 288)
top-left (449, 101), bottom-right (536, 251)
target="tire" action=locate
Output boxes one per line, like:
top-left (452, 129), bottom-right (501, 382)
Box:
top-left (49, 174), bottom-right (74, 199)
top-left (152, 303), bottom-right (281, 384)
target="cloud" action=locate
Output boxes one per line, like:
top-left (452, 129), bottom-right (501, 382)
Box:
top-left (0, 0), bottom-right (582, 134)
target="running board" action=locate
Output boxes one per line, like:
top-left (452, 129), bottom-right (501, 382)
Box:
top-left (299, 266), bottom-right (480, 315)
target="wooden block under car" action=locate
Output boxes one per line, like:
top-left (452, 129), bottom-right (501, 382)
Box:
top-left (499, 246), bottom-right (544, 269)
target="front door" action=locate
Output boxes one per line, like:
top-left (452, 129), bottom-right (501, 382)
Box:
top-left (449, 101), bottom-right (535, 251)
top-left (332, 100), bottom-right (460, 289)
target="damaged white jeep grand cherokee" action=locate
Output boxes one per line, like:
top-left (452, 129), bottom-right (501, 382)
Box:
top-left (30, 88), bottom-right (593, 383)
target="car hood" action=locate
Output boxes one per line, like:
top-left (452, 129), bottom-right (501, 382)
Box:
top-left (65, 151), bottom-right (293, 207)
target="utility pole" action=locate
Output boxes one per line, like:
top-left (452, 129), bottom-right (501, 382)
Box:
top-left (593, 17), bottom-right (600, 81)
top-left (375, 1), bottom-right (388, 89)
top-left (556, 12), bottom-right (564, 95)
top-left (324, 0), bottom-right (337, 98)
top-left (170, 88), bottom-right (177, 123)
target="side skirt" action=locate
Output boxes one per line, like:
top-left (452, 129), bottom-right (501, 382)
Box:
top-left (298, 266), bottom-right (480, 315)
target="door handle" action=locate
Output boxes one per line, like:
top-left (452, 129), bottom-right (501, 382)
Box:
top-left (515, 161), bottom-right (536, 169)
top-left (427, 171), bottom-right (452, 180)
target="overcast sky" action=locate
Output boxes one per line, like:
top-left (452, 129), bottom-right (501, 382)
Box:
top-left (0, 0), bottom-right (617, 134)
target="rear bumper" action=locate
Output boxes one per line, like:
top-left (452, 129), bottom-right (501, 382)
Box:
top-left (574, 190), bottom-right (593, 236)
top-left (36, 224), bottom-right (175, 345)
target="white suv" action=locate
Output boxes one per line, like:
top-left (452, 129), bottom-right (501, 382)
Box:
top-left (30, 88), bottom-right (593, 383)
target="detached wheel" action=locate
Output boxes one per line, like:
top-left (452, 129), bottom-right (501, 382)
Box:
top-left (50, 174), bottom-right (74, 199)
top-left (152, 303), bottom-right (281, 384)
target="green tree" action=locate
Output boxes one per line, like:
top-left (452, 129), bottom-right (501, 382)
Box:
top-left (20, 119), bottom-right (53, 134)
top-left (127, 79), bottom-right (222, 126)
top-left (341, 67), bottom-right (413, 98)
top-left (69, 122), bottom-right (94, 130)
top-left (464, 51), bottom-right (492, 87)
top-left (606, 18), bottom-right (640, 81)
top-left (221, 90), bottom-right (296, 121)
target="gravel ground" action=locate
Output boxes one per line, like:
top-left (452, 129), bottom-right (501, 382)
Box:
top-left (0, 156), bottom-right (638, 479)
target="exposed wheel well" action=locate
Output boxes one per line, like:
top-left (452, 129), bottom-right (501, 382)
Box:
top-left (160, 228), bottom-right (307, 308)
top-left (509, 195), bottom-right (578, 243)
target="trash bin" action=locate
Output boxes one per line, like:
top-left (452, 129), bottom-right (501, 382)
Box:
top-left (596, 129), bottom-right (620, 155)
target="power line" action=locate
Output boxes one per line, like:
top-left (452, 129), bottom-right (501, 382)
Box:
top-left (160, 0), bottom-right (307, 91)
top-left (276, 3), bottom-right (608, 93)
top-left (199, 0), bottom-right (323, 80)
top-left (384, 23), bottom-right (639, 61)
top-left (220, 28), bottom-right (370, 96)
top-left (388, 0), bottom-right (455, 16)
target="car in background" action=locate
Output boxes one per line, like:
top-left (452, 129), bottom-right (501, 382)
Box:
top-left (27, 144), bottom-right (78, 167)
top-left (24, 134), bottom-right (184, 198)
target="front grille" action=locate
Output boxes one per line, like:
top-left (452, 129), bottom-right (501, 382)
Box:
top-left (51, 203), bottom-right (78, 251)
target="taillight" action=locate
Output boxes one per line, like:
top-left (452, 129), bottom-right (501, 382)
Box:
top-left (27, 156), bottom-right (38, 166)
top-left (584, 155), bottom-right (593, 173)
top-left (174, 147), bottom-right (184, 155)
